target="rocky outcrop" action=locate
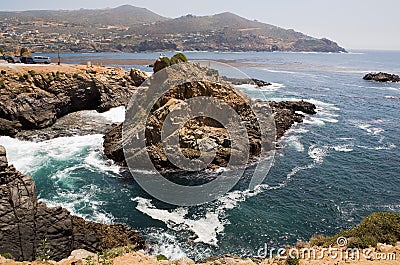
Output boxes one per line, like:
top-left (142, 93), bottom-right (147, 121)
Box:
top-left (222, 77), bottom-right (272, 87)
top-left (0, 66), bottom-right (147, 136)
top-left (363, 72), bottom-right (400, 82)
top-left (293, 38), bottom-right (346, 53)
top-left (269, 101), bottom-right (317, 138)
top-left (0, 146), bottom-right (144, 262)
top-left (103, 63), bottom-right (316, 170)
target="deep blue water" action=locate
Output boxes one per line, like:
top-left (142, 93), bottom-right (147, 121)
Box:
top-left (1, 50), bottom-right (399, 260)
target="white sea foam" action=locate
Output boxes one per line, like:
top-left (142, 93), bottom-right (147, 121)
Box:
top-left (132, 174), bottom-right (294, 248)
top-left (358, 143), bottom-right (397, 151)
top-left (384, 95), bottom-right (400, 99)
top-left (284, 135), bottom-right (305, 152)
top-left (0, 134), bottom-right (120, 225)
top-left (308, 145), bottom-right (328, 164)
top-left (235, 82), bottom-right (285, 91)
top-left (42, 187), bottom-right (115, 225)
top-left (146, 230), bottom-right (187, 260)
top-left (287, 164), bottom-right (316, 178)
top-left (82, 106), bottom-right (126, 123)
top-left (352, 121), bottom-right (384, 136)
top-left (263, 69), bottom-right (298, 74)
top-left (132, 197), bottom-right (224, 246)
top-left (331, 145), bottom-right (354, 152)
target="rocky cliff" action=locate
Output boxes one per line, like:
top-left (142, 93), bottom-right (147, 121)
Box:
top-left (0, 65), bottom-right (147, 136)
top-left (0, 146), bottom-right (145, 262)
top-left (103, 62), bottom-right (316, 170)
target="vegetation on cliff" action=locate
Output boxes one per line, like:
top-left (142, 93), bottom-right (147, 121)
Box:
top-left (311, 212), bottom-right (400, 248)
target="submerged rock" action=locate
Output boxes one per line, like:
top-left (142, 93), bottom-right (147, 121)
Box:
top-left (363, 72), bottom-right (400, 82)
top-left (0, 145), bottom-right (145, 261)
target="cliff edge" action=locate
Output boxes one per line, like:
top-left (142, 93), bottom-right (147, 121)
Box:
top-left (0, 146), bottom-right (145, 262)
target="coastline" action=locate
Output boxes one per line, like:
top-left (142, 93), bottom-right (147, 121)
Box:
top-left (0, 58), bottom-right (398, 264)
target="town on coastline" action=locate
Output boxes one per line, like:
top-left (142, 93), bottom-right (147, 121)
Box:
top-left (0, 5), bottom-right (346, 54)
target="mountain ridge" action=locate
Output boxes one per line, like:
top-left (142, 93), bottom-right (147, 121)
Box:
top-left (0, 5), bottom-right (346, 53)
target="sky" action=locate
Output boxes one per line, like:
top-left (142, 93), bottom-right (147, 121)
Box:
top-left (1, 0), bottom-right (399, 50)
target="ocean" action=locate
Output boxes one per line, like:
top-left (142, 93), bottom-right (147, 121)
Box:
top-left (1, 50), bottom-right (399, 260)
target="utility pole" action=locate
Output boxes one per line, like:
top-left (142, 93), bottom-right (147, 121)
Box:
top-left (57, 46), bottom-right (61, 65)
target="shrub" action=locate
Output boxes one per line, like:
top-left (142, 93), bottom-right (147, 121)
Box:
top-left (206, 68), bottom-right (219, 77)
top-left (1, 253), bottom-right (14, 260)
top-left (309, 234), bottom-right (329, 247)
top-left (54, 71), bottom-right (62, 81)
top-left (28, 70), bottom-right (36, 77)
top-left (97, 244), bottom-right (138, 265)
top-left (153, 56), bottom-right (171, 73)
top-left (20, 47), bottom-right (31, 57)
top-left (157, 254), bottom-right (168, 261)
top-left (85, 255), bottom-right (95, 265)
top-left (46, 73), bottom-right (54, 82)
top-left (285, 257), bottom-right (299, 265)
top-left (170, 53), bottom-right (188, 65)
top-left (36, 238), bottom-right (51, 261)
top-left (0, 80), bottom-right (4, 88)
top-left (73, 73), bottom-right (79, 78)
top-left (310, 212), bottom-right (400, 248)
top-left (19, 74), bottom-right (29, 82)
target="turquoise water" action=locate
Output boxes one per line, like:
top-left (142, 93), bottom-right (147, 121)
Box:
top-left (1, 50), bottom-right (399, 260)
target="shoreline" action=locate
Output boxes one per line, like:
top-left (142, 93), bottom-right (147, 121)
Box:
top-left (0, 61), bottom-right (396, 264)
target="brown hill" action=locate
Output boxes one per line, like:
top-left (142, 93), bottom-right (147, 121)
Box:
top-left (0, 5), bottom-right (167, 26)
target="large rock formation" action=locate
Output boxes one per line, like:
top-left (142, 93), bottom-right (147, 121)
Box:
top-left (363, 72), bottom-right (400, 82)
top-left (0, 66), bottom-right (147, 136)
top-left (269, 101), bottom-right (317, 138)
top-left (0, 146), bottom-right (145, 262)
top-left (103, 62), bottom-right (316, 170)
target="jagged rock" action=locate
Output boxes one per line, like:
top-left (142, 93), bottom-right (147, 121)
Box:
top-left (58, 249), bottom-right (97, 265)
top-left (103, 63), bottom-right (316, 171)
top-left (376, 243), bottom-right (395, 253)
top-left (0, 145), bottom-right (7, 169)
top-left (0, 66), bottom-right (147, 136)
top-left (0, 118), bottom-right (21, 136)
top-left (363, 72), bottom-right (400, 82)
top-left (103, 124), bottom-right (125, 165)
top-left (129, 68), bottom-right (148, 86)
top-left (269, 101), bottom-right (316, 138)
top-left (0, 146), bottom-right (144, 261)
top-left (223, 77), bottom-right (272, 87)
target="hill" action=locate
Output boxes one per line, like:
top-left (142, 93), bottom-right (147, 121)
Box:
top-left (0, 5), bottom-right (346, 53)
top-left (0, 5), bottom-right (167, 26)
top-left (128, 12), bottom-right (345, 52)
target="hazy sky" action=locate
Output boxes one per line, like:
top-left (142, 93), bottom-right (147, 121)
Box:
top-left (1, 0), bottom-right (399, 50)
